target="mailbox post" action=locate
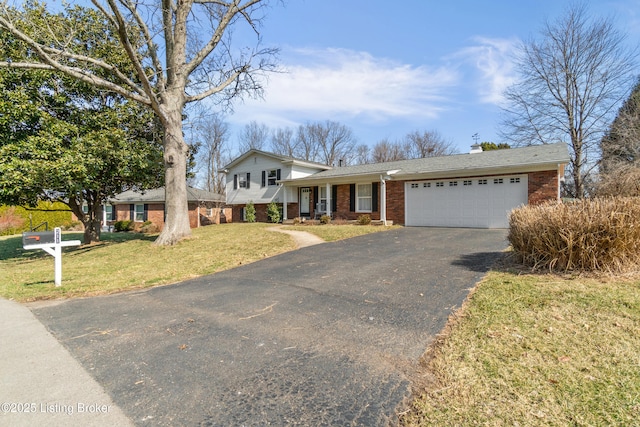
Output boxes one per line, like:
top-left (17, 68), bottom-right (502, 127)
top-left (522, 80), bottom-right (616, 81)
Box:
top-left (22, 227), bottom-right (81, 287)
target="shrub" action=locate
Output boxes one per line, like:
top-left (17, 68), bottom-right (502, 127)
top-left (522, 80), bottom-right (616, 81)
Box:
top-left (140, 221), bottom-right (159, 234)
top-left (357, 214), bottom-right (372, 225)
top-left (266, 202), bottom-right (281, 223)
top-left (0, 207), bottom-right (25, 235)
top-left (245, 201), bottom-right (256, 223)
top-left (114, 220), bottom-right (133, 232)
top-left (0, 202), bottom-right (72, 235)
top-left (320, 215), bottom-right (331, 225)
top-left (508, 197), bottom-right (640, 273)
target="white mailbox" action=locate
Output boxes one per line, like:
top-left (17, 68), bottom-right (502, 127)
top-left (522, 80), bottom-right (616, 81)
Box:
top-left (22, 227), bottom-right (81, 287)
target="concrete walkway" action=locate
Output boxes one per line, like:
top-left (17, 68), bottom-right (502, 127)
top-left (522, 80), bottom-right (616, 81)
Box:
top-left (267, 226), bottom-right (326, 248)
top-left (0, 298), bottom-right (133, 427)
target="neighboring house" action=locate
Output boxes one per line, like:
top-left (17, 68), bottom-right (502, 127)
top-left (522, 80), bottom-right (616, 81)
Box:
top-left (223, 149), bottom-right (331, 222)
top-left (74, 187), bottom-right (228, 230)
top-left (224, 143), bottom-right (570, 228)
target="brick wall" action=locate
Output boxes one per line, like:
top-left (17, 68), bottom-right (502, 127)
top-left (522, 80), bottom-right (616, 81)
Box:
top-left (528, 170), bottom-right (559, 204)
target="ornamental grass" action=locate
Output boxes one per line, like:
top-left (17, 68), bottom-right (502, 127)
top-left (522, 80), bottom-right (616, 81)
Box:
top-left (508, 197), bottom-right (640, 273)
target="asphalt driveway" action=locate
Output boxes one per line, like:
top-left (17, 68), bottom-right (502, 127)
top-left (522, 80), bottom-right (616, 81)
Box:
top-left (31, 227), bottom-right (508, 426)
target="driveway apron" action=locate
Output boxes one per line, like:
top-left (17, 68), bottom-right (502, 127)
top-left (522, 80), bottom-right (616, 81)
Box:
top-left (31, 228), bottom-right (508, 426)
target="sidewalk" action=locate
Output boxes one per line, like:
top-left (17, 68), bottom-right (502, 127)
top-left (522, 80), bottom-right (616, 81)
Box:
top-left (266, 226), bottom-right (325, 248)
top-left (0, 298), bottom-right (133, 427)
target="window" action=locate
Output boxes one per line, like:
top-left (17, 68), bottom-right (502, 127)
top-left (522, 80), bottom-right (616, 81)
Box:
top-left (411, 183), bottom-right (419, 189)
top-left (82, 204), bottom-right (89, 214)
top-left (463, 180), bottom-right (472, 186)
top-left (134, 204), bottom-right (145, 222)
top-left (423, 182), bottom-right (431, 188)
top-left (206, 208), bottom-right (213, 217)
top-left (267, 169), bottom-right (280, 186)
top-left (449, 181), bottom-right (458, 187)
top-left (494, 178), bottom-right (504, 184)
top-left (436, 182), bottom-right (444, 187)
top-left (356, 184), bottom-right (372, 212)
top-left (233, 172), bottom-right (250, 189)
top-left (478, 179), bottom-right (488, 185)
top-left (510, 177), bottom-right (521, 184)
top-left (105, 205), bottom-right (114, 221)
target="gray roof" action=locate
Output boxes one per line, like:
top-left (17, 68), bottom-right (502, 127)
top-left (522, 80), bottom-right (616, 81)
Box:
top-left (222, 149), bottom-right (332, 171)
top-left (282, 143), bottom-right (570, 184)
top-left (109, 187), bottom-right (224, 204)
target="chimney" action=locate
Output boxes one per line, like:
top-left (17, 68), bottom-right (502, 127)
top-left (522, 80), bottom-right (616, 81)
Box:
top-left (470, 143), bottom-right (483, 154)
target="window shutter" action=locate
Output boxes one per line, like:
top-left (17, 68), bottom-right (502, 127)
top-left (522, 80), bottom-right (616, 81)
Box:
top-left (129, 204), bottom-right (134, 221)
top-left (233, 174), bottom-right (238, 190)
top-left (277, 169), bottom-right (281, 180)
top-left (349, 184), bottom-right (355, 212)
top-left (143, 204), bottom-right (149, 221)
top-left (261, 171), bottom-right (266, 187)
top-left (246, 173), bottom-right (250, 189)
top-left (332, 185), bottom-right (337, 212)
top-left (372, 182), bottom-right (379, 212)
top-left (313, 186), bottom-right (318, 210)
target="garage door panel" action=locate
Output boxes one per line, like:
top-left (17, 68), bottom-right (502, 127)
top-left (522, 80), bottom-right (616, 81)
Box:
top-left (405, 175), bottom-right (527, 228)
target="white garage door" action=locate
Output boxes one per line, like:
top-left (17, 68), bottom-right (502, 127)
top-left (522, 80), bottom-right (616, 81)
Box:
top-left (405, 175), bottom-right (528, 228)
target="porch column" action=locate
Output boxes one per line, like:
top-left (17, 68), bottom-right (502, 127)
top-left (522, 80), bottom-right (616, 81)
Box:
top-left (380, 176), bottom-right (387, 226)
top-left (282, 184), bottom-right (288, 220)
top-left (325, 182), bottom-right (331, 217)
top-left (102, 203), bottom-right (107, 228)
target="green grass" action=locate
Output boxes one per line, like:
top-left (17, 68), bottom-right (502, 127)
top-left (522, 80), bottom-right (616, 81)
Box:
top-left (401, 269), bottom-right (640, 426)
top-left (283, 223), bottom-right (400, 241)
top-left (0, 223), bottom-right (297, 302)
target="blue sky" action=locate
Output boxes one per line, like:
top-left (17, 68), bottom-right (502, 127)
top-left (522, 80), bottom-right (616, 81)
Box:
top-left (221, 0), bottom-right (640, 155)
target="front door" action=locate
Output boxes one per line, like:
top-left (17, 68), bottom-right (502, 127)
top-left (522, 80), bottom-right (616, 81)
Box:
top-left (300, 188), bottom-right (311, 216)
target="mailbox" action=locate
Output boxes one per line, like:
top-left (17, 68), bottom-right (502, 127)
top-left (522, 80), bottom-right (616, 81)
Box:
top-left (22, 231), bottom-right (56, 247)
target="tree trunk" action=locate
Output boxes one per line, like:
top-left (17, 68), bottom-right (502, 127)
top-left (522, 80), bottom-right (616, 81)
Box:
top-left (83, 217), bottom-right (101, 245)
top-left (154, 104), bottom-right (192, 245)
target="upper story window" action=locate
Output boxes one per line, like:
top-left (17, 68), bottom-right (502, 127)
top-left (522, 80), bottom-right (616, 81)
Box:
top-left (233, 172), bottom-right (250, 190)
top-left (262, 168), bottom-right (281, 187)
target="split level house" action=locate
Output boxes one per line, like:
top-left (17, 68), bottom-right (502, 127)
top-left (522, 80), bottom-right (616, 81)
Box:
top-left (223, 143), bottom-right (570, 228)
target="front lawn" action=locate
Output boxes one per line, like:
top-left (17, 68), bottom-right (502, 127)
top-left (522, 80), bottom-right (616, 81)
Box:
top-left (401, 268), bottom-right (640, 426)
top-left (0, 223), bottom-right (296, 302)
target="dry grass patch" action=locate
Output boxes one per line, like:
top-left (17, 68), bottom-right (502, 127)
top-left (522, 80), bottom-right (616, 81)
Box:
top-left (509, 197), bottom-right (640, 273)
top-left (0, 223), bottom-right (295, 302)
top-left (401, 269), bottom-right (640, 426)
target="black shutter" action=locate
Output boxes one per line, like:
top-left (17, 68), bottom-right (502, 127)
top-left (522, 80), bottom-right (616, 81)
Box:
top-left (246, 173), bottom-right (250, 189)
top-left (233, 174), bottom-right (238, 190)
top-left (349, 184), bottom-right (355, 212)
top-left (261, 171), bottom-right (266, 187)
top-left (313, 186), bottom-right (319, 211)
top-left (277, 169), bottom-right (281, 180)
top-left (129, 204), bottom-right (134, 221)
top-left (332, 185), bottom-right (337, 212)
top-left (372, 182), bottom-right (379, 212)
top-left (143, 204), bottom-right (149, 221)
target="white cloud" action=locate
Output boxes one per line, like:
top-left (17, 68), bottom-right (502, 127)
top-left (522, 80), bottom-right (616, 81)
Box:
top-left (452, 37), bottom-right (520, 105)
top-left (228, 47), bottom-right (460, 128)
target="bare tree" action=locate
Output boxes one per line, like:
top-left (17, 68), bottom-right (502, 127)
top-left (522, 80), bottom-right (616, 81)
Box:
top-left (371, 138), bottom-right (407, 163)
top-left (197, 113), bottom-right (229, 194)
top-left (296, 121), bottom-right (357, 166)
top-left (270, 127), bottom-right (297, 157)
top-left (0, 0), bottom-right (277, 244)
top-left (354, 143), bottom-right (371, 165)
top-left (404, 129), bottom-right (456, 158)
top-left (500, 4), bottom-right (637, 198)
top-left (598, 77), bottom-right (640, 196)
top-left (238, 120), bottom-right (270, 153)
